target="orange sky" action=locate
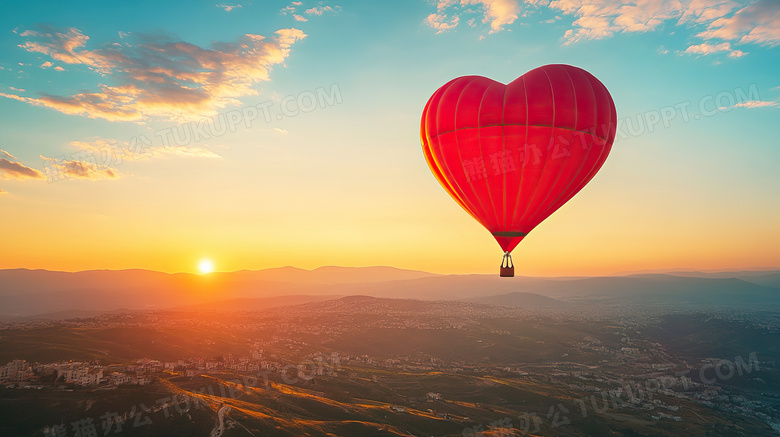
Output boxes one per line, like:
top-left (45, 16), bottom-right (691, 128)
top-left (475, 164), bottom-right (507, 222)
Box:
top-left (1, 1), bottom-right (778, 276)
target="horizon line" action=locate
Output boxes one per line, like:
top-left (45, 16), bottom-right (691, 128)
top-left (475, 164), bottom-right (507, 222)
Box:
top-left (1, 265), bottom-right (778, 277)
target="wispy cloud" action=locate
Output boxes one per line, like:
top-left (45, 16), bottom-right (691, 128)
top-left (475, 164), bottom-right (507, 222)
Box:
top-left (41, 156), bottom-right (120, 180)
top-left (684, 41), bottom-right (746, 57)
top-left (0, 188), bottom-right (8, 195)
top-left (157, 146), bottom-right (222, 159)
top-left (1, 149), bottom-right (17, 160)
top-left (696, 0), bottom-right (780, 47)
top-left (731, 100), bottom-right (779, 109)
top-left (72, 138), bottom-right (221, 159)
top-left (425, 0), bottom-right (778, 54)
top-left (305, 5), bottom-right (339, 16)
top-left (216, 3), bottom-right (243, 12)
top-left (281, 2), bottom-right (340, 19)
top-left (547, 0), bottom-right (692, 44)
top-left (0, 157), bottom-right (45, 180)
top-left (4, 26), bottom-right (306, 122)
top-left (426, 13), bottom-right (460, 33)
top-left (69, 138), bottom-right (221, 162)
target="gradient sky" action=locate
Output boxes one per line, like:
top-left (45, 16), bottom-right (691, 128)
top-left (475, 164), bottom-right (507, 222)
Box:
top-left (0, 0), bottom-right (778, 275)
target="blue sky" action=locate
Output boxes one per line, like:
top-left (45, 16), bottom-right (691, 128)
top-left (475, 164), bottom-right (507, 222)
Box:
top-left (0, 0), bottom-right (778, 274)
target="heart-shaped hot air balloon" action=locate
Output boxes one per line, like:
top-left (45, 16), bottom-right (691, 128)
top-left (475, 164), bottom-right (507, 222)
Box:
top-left (421, 64), bottom-right (617, 277)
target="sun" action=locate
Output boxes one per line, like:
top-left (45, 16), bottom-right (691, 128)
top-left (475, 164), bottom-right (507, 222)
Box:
top-left (198, 259), bottom-right (214, 275)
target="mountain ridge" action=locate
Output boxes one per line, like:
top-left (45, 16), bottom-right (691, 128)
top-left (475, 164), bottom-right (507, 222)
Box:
top-left (1, 267), bottom-right (777, 318)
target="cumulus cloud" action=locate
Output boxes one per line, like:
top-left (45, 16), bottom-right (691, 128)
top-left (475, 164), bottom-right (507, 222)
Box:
top-left (0, 157), bottom-right (45, 180)
top-left (4, 26), bottom-right (307, 122)
top-left (463, 0), bottom-right (521, 32)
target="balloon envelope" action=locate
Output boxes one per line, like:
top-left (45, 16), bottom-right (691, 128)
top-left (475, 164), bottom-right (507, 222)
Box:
top-left (421, 64), bottom-right (617, 253)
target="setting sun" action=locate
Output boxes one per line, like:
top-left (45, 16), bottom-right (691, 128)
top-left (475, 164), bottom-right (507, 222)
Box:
top-left (198, 259), bottom-right (214, 275)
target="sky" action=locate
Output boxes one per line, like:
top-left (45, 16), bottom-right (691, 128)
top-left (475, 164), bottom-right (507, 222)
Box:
top-left (0, 0), bottom-right (778, 276)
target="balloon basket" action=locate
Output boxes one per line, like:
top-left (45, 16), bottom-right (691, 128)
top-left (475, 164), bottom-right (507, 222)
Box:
top-left (500, 252), bottom-right (514, 277)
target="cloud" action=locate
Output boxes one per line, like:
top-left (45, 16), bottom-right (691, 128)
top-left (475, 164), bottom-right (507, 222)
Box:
top-left (70, 138), bottom-right (221, 162)
top-left (424, 0), bottom-right (778, 52)
top-left (1, 149), bottom-right (17, 159)
top-left (731, 100), bottom-right (779, 109)
top-left (305, 6), bottom-right (339, 15)
top-left (426, 0), bottom-right (518, 33)
top-left (41, 156), bottom-right (120, 180)
top-left (462, 0), bottom-right (521, 32)
top-left (426, 13), bottom-right (461, 33)
top-left (0, 157), bottom-right (45, 180)
top-left (697, 0), bottom-right (780, 47)
top-left (547, 0), bottom-right (718, 44)
top-left (0, 188), bottom-right (7, 195)
top-left (677, 0), bottom-right (739, 25)
top-left (684, 41), bottom-right (745, 57)
top-left (282, 2), bottom-right (340, 19)
top-left (5, 26), bottom-right (307, 122)
top-left (40, 61), bottom-right (52, 68)
top-left (274, 128), bottom-right (288, 135)
top-left (157, 146), bottom-right (222, 159)
top-left (216, 3), bottom-right (242, 12)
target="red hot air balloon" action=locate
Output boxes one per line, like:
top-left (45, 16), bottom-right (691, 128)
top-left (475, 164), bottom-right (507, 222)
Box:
top-left (421, 64), bottom-right (617, 277)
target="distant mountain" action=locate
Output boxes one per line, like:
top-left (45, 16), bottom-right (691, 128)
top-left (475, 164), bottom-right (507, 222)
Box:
top-left (1, 267), bottom-right (778, 318)
top-left (244, 265), bottom-right (439, 284)
top-left (671, 271), bottom-right (780, 288)
top-left (0, 268), bottom-right (300, 318)
top-left (0, 267), bottom-right (436, 318)
top-left (739, 272), bottom-right (780, 289)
